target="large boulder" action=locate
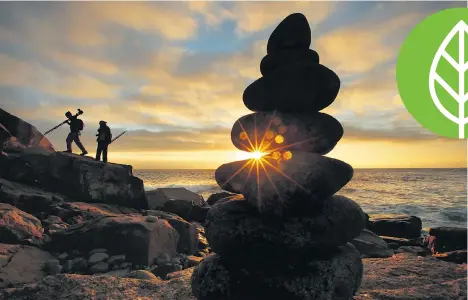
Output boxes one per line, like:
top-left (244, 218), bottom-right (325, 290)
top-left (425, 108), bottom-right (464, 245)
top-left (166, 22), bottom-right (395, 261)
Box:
top-left (44, 215), bottom-right (179, 265)
top-left (215, 153), bottom-right (353, 215)
top-left (161, 200), bottom-right (210, 223)
top-left (0, 152), bottom-right (147, 209)
top-left (243, 64), bottom-right (340, 113)
top-left (205, 195), bottom-right (365, 268)
top-left (426, 227), bottom-right (467, 253)
top-left (0, 108), bottom-right (55, 153)
top-left (0, 243), bottom-right (54, 288)
top-left (191, 244), bottom-right (363, 300)
top-left (145, 210), bottom-right (198, 255)
top-left (367, 214), bottom-right (422, 238)
top-left (0, 203), bottom-right (44, 244)
top-left (350, 229), bottom-right (394, 258)
top-left (0, 178), bottom-right (66, 216)
top-left (146, 188), bottom-right (204, 210)
top-left (231, 112), bottom-right (343, 155)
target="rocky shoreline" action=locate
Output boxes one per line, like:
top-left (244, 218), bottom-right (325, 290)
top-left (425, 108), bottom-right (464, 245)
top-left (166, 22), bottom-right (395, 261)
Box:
top-left (0, 109), bottom-right (466, 299)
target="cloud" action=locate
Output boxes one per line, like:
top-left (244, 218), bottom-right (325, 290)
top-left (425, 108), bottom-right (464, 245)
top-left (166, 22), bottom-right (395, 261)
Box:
top-left (315, 12), bottom-right (427, 74)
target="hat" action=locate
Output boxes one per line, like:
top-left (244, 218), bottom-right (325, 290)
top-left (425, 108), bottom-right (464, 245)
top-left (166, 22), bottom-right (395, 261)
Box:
top-left (99, 120), bottom-right (107, 125)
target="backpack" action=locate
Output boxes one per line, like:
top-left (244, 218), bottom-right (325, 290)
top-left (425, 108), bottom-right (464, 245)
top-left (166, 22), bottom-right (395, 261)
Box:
top-left (76, 119), bottom-right (84, 131)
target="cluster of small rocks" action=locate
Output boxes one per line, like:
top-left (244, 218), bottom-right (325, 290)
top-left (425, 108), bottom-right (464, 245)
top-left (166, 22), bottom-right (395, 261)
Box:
top-left (44, 248), bottom-right (204, 279)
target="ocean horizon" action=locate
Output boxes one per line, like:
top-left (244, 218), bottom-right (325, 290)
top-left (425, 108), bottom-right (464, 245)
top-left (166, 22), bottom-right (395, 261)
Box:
top-left (134, 168), bottom-right (467, 231)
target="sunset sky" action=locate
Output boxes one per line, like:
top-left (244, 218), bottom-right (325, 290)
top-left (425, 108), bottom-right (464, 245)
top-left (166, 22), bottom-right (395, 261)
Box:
top-left (1, 1), bottom-right (466, 169)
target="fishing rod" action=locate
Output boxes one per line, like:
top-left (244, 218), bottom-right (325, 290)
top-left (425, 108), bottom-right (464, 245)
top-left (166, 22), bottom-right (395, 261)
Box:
top-left (44, 109), bottom-right (83, 136)
top-left (110, 130), bottom-right (127, 144)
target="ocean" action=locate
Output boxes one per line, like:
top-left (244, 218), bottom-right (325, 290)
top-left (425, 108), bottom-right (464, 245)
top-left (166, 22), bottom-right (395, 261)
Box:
top-left (134, 168), bottom-right (467, 230)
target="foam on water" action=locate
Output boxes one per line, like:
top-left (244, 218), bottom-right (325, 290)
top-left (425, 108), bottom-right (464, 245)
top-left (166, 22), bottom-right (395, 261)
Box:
top-left (134, 168), bottom-right (467, 229)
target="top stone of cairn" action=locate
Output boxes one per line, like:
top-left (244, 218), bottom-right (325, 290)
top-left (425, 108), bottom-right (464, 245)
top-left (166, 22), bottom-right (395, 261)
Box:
top-left (267, 13), bottom-right (311, 54)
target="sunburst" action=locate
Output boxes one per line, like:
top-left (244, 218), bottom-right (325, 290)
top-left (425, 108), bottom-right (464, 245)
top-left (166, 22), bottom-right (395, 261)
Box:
top-left (221, 114), bottom-right (312, 202)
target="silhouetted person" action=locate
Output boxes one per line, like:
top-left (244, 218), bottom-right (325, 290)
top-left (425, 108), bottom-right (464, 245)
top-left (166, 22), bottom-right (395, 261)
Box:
top-left (64, 111), bottom-right (88, 155)
top-left (95, 120), bottom-right (112, 163)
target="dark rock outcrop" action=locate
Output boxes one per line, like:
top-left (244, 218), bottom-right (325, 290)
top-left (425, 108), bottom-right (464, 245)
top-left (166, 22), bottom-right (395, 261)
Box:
top-left (0, 108), bottom-right (55, 153)
top-left (425, 226), bottom-right (467, 253)
top-left (0, 152), bottom-right (147, 209)
top-left (367, 214), bottom-right (422, 238)
top-left (44, 215), bottom-right (179, 265)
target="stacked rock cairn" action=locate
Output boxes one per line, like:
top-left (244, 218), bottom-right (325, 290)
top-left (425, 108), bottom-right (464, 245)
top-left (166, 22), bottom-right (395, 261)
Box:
top-left (191, 13), bottom-right (367, 300)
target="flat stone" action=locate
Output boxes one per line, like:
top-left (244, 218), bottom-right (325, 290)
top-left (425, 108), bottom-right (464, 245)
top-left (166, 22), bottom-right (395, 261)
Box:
top-left (243, 64), bottom-right (340, 113)
top-left (350, 229), bottom-right (394, 258)
top-left (260, 48), bottom-right (319, 75)
top-left (380, 236), bottom-right (422, 247)
top-left (89, 262), bottom-right (109, 274)
top-left (205, 195), bottom-right (365, 268)
top-left (231, 112), bottom-right (343, 155)
top-left (88, 253), bottom-right (109, 265)
top-left (108, 254), bottom-right (126, 266)
top-left (267, 13), bottom-right (311, 54)
top-left (367, 214), bottom-right (422, 238)
top-left (215, 153), bottom-right (353, 216)
top-left (123, 270), bottom-right (159, 281)
top-left (191, 243), bottom-right (363, 300)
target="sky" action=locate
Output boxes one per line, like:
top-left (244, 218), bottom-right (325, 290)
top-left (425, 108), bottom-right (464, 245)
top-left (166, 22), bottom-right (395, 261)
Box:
top-left (0, 1), bottom-right (467, 169)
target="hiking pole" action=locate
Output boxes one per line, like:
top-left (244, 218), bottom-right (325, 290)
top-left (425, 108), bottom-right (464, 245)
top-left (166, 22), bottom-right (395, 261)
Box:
top-left (110, 130), bottom-right (127, 144)
top-left (44, 109), bottom-right (83, 136)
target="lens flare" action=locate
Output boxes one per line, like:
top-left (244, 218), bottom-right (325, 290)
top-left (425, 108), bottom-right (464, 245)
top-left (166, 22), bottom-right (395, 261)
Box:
top-left (283, 151), bottom-right (292, 160)
top-left (239, 132), bottom-right (248, 140)
top-left (275, 135), bottom-right (284, 144)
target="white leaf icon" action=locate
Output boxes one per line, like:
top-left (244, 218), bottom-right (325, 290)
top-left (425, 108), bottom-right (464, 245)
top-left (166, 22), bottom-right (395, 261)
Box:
top-left (429, 20), bottom-right (468, 139)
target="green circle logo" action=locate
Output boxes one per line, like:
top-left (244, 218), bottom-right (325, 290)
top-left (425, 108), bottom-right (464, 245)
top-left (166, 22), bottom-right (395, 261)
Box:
top-left (396, 8), bottom-right (468, 139)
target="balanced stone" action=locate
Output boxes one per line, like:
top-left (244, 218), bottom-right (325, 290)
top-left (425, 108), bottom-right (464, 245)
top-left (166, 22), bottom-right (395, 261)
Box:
top-left (231, 112), bottom-right (343, 155)
top-left (260, 48), bottom-right (319, 76)
top-left (191, 243), bottom-right (363, 300)
top-left (205, 195), bottom-right (366, 268)
top-left (243, 64), bottom-right (340, 112)
top-left (215, 152), bottom-right (353, 215)
top-left (267, 13), bottom-right (311, 54)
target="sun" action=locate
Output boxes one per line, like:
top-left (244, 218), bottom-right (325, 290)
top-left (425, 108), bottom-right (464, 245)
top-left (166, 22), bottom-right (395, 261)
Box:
top-left (235, 149), bottom-right (268, 161)
top-left (251, 151), bottom-right (265, 160)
